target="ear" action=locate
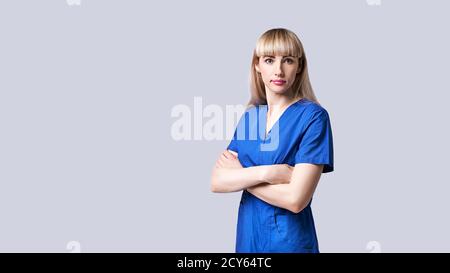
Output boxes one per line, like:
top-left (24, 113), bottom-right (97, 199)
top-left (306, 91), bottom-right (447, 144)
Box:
top-left (255, 63), bottom-right (261, 73)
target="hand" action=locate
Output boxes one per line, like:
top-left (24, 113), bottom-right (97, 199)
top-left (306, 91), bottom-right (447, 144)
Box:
top-left (262, 164), bottom-right (293, 185)
top-left (215, 150), bottom-right (242, 169)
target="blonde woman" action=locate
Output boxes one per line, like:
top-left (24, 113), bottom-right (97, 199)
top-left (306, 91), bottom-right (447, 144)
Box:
top-left (211, 28), bottom-right (334, 253)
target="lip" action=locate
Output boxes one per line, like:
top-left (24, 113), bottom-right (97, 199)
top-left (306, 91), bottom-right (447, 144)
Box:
top-left (271, 80), bottom-right (286, 85)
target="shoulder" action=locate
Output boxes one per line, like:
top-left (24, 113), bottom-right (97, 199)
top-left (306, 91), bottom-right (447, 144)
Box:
top-left (296, 98), bottom-right (331, 121)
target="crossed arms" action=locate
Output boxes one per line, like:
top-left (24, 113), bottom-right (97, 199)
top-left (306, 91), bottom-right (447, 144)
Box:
top-left (210, 150), bottom-right (323, 213)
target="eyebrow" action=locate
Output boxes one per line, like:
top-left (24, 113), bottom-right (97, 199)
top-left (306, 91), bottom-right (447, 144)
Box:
top-left (263, 55), bottom-right (294, 58)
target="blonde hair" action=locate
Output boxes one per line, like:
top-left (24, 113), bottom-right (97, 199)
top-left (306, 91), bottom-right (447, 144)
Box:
top-left (248, 28), bottom-right (319, 107)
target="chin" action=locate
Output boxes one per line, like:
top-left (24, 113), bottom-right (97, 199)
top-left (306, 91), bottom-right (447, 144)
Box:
top-left (268, 88), bottom-right (289, 95)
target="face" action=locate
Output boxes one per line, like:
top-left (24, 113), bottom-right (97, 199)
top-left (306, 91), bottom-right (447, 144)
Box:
top-left (255, 55), bottom-right (301, 95)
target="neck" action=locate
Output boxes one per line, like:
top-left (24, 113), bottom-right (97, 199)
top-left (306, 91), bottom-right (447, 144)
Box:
top-left (265, 91), bottom-right (298, 114)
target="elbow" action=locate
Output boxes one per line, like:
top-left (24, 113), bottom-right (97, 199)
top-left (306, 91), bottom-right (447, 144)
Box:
top-left (210, 168), bottom-right (236, 193)
top-left (210, 181), bottom-right (221, 193)
top-left (287, 197), bottom-right (307, 214)
top-left (288, 204), bottom-right (304, 214)
top-left (211, 182), bottom-right (228, 193)
top-left (211, 177), bottom-right (232, 193)
top-left (210, 178), bottom-right (220, 193)
top-left (210, 173), bottom-right (225, 193)
top-left (289, 204), bottom-right (304, 214)
top-left (210, 169), bottom-right (220, 193)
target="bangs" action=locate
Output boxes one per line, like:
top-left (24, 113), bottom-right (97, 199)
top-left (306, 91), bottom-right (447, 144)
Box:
top-left (255, 30), bottom-right (302, 58)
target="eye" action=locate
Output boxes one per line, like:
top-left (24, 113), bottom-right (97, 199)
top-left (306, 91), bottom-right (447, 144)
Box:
top-left (285, 58), bottom-right (294, 64)
top-left (264, 58), bottom-right (273, 64)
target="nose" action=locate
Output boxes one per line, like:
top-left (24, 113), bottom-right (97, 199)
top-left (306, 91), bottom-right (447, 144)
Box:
top-left (274, 60), bottom-right (284, 77)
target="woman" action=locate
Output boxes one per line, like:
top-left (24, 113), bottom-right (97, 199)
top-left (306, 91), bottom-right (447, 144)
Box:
top-left (210, 28), bottom-right (334, 253)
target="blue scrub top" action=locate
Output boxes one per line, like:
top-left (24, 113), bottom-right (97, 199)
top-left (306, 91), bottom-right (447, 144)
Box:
top-left (227, 98), bottom-right (334, 253)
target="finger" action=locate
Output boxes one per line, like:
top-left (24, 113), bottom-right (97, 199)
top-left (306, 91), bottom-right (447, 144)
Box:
top-left (228, 150), bottom-right (238, 158)
top-left (216, 159), bottom-right (224, 168)
top-left (223, 150), bottom-right (235, 159)
top-left (226, 151), bottom-right (240, 161)
top-left (215, 157), bottom-right (221, 167)
top-left (221, 153), bottom-right (229, 161)
top-left (222, 151), bottom-right (232, 159)
top-left (220, 154), bottom-right (231, 164)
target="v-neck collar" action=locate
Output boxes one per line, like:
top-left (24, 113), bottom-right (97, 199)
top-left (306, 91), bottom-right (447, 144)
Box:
top-left (262, 98), bottom-right (305, 138)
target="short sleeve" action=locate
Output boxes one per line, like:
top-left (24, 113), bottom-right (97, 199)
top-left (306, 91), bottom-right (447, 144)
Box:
top-left (294, 109), bottom-right (334, 173)
top-left (226, 110), bottom-right (247, 153)
top-left (227, 127), bottom-right (239, 153)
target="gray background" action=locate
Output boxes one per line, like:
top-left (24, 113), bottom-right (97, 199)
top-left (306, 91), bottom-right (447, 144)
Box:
top-left (0, 0), bottom-right (449, 252)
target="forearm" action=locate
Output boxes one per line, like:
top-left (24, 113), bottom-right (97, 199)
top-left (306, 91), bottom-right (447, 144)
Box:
top-left (210, 166), bottom-right (267, 193)
top-left (247, 183), bottom-right (297, 212)
top-left (247, 163), bottom-right (323, 214)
